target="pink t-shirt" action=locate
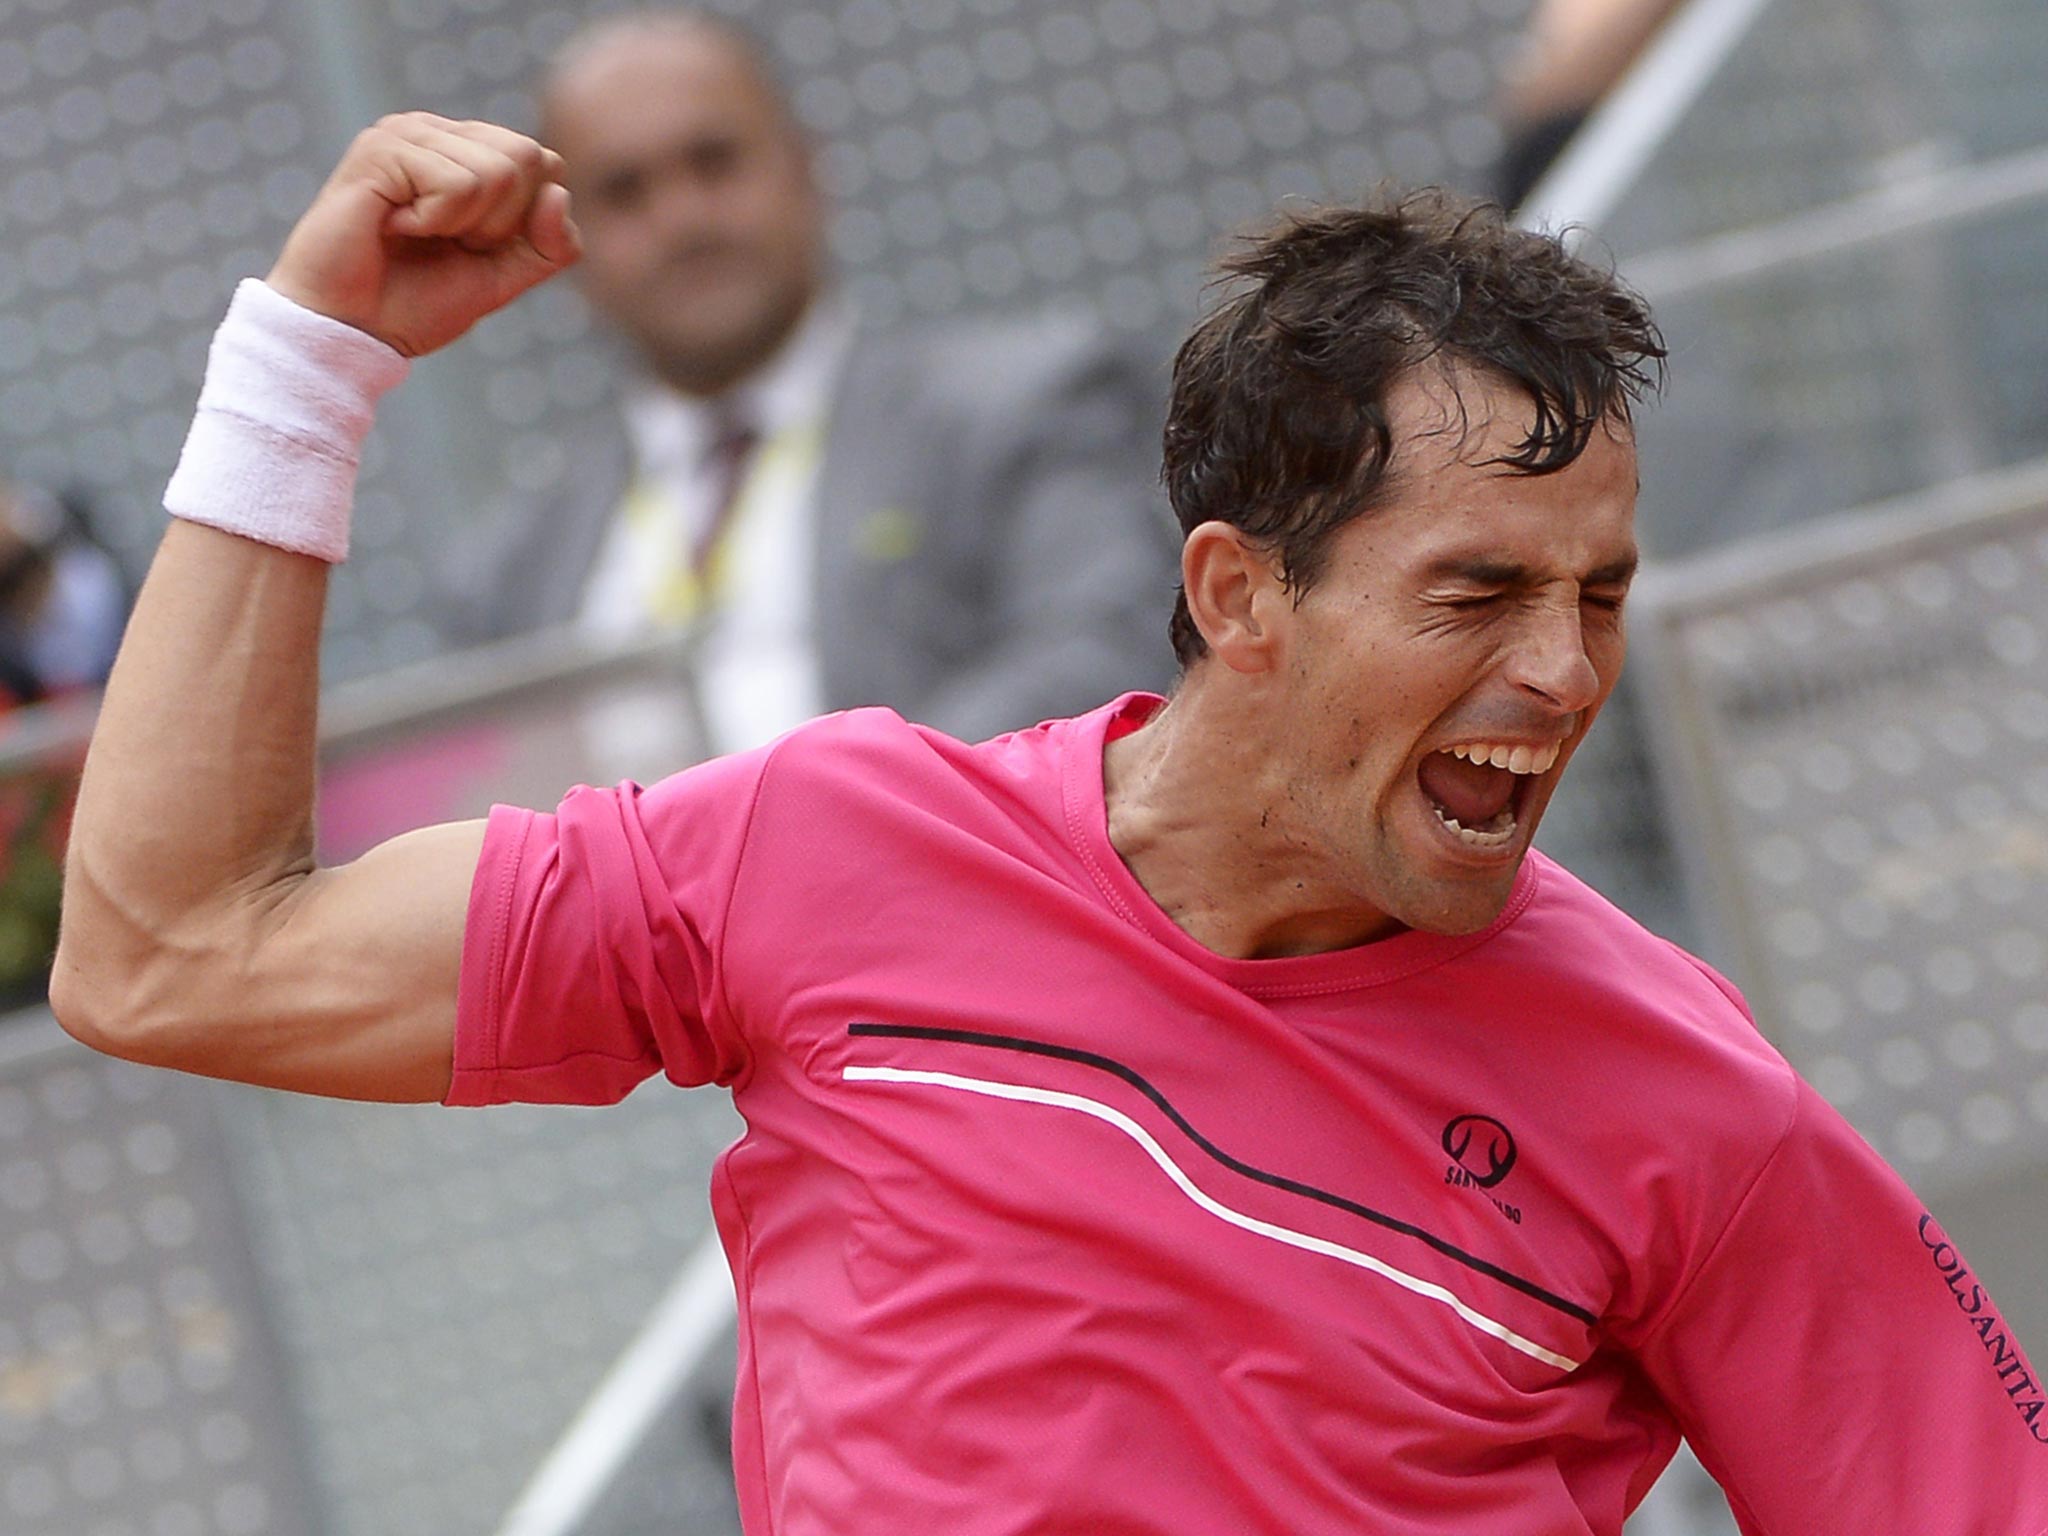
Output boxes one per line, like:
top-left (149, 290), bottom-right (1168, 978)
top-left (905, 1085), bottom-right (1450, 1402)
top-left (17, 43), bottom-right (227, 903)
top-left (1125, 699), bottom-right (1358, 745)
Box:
top-left (452, 695), bottom-right (2048, 1535)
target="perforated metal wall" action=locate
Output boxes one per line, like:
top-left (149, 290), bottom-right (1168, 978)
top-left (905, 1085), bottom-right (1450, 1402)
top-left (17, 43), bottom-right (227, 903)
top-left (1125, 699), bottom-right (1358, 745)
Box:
top-left (1592, 0), bottom-right (2048, 257)
top-left (1636, 462), bottom-right (2048, 1207)
top-left (219, 1084), bottom-right (744, 1536)
top-left (0, 1030), bottom-right (321, 1536)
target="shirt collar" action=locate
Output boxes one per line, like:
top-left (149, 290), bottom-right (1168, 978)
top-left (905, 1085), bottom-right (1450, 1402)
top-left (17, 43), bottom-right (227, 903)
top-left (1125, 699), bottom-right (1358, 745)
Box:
top-left (623, 296), bottom-right (856, 473)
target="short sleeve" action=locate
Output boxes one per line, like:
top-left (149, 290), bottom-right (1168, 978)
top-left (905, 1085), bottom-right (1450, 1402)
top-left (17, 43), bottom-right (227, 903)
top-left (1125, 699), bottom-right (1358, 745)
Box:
top-left (1634, 1078), bottom-right (2048, 1533)
top-left (446, 745), bottom-right (773, 1107)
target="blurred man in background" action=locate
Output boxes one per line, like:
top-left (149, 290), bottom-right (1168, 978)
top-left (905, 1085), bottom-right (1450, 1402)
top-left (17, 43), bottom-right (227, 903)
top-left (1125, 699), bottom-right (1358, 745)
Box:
top-left (451, 9), bottom-right (1179, 751)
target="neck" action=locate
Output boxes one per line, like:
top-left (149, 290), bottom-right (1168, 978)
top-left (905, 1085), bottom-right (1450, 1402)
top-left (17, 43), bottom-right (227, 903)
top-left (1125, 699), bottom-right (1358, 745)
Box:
top-left (1102, 675), bottom-right (1404, 960)
top-left (644, 291), bottom-right (822, 400)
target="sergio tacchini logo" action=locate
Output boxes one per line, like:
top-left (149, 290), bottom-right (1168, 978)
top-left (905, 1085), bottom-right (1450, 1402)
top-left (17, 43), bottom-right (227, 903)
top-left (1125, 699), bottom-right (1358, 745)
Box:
top-left (1442, 1113), bottom-right (1523, 1224)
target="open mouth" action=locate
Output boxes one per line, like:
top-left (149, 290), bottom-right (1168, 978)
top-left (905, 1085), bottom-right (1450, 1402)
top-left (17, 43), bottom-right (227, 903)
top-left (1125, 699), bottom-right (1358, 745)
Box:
top-left (1416, 739), bottom-right (1562, 851)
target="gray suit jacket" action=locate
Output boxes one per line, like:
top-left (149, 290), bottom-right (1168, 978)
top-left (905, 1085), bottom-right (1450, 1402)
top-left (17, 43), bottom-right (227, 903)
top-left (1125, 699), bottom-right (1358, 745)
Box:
top-left (452, 313), bottom-right (1181, 742)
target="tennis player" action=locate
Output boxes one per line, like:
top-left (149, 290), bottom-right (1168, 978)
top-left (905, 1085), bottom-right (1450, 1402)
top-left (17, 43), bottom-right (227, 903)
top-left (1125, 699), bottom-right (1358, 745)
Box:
top-left (54, 115), bottom-right (2047, 1534)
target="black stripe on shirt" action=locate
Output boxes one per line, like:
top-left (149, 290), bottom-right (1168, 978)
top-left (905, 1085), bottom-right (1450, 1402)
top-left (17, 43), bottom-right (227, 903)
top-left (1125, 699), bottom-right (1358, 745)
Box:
top-left (848, 1020), bottom-right (1599, 1328)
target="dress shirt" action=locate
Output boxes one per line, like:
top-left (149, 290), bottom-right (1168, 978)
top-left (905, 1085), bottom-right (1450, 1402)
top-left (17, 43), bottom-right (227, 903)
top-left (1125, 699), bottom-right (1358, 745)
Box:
top-left (578, 299), bottom-right (855, 753)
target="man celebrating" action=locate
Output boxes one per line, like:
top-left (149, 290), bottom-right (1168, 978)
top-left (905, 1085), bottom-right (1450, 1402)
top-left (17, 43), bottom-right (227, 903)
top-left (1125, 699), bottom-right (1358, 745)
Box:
top-left (453, 10), bottom-right (1179, 750)
top-left (54, 116), bottom-right (2047, 1533)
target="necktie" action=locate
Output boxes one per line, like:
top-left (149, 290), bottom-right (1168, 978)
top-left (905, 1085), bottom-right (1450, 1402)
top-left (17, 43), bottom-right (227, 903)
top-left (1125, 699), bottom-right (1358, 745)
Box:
top-left (690, 409), bottom-right (760, 586)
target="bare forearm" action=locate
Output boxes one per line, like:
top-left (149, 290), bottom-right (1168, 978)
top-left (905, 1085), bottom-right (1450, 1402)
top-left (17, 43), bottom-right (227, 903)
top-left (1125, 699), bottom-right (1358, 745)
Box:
top-left (54, 523), bottom-right (329, 1043)
top-left (55, 416), bottom-right (481, 1104)
top-left (50, 115), bottom-right (577, 1099)
top-left (91, 522), bottom-right (324, 886)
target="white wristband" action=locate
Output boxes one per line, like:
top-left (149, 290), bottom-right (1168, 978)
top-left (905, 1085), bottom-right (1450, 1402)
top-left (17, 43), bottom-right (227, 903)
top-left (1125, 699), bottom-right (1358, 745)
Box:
top-left (162, 278), bottom-right (411, 563)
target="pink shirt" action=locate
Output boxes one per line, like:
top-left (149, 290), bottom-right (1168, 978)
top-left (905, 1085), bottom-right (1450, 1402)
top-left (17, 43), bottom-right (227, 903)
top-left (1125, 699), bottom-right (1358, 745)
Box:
top-left (452, 695), bottom-right (2048, 1535)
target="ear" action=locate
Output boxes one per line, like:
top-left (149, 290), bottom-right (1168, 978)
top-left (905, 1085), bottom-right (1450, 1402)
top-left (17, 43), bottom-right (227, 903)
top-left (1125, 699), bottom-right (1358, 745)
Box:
top-left (1181, 521), bottom-right (1290, 674)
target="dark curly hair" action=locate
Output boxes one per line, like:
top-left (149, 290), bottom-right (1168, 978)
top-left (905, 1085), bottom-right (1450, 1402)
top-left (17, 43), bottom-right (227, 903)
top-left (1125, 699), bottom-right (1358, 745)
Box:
top-left (1161, 190), bottom-right (1666, 666)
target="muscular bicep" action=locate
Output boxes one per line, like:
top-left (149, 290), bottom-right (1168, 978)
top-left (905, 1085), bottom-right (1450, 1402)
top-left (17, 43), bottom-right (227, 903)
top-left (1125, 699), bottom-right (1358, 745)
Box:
top-left (249, 818), bottom-right (486, 1100)
top-left (56, 818), bottom-right (484, 1103)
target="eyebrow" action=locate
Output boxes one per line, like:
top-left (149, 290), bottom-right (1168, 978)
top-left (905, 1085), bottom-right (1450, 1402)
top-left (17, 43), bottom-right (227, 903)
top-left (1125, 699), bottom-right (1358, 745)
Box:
top-left (1424, 552), bottom-right (1641, 588)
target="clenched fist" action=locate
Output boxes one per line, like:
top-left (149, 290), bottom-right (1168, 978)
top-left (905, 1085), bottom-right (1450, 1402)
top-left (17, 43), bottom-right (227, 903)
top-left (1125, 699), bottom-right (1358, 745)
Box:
top-left (267, 113), bottom-right (580, 357)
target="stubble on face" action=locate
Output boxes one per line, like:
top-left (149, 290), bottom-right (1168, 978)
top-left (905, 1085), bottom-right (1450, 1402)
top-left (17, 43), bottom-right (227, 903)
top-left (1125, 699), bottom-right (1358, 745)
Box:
top-left (1115, 367), bottom-right (1642, 960)
top-left (1271, 369), bottom-right (1641, 940)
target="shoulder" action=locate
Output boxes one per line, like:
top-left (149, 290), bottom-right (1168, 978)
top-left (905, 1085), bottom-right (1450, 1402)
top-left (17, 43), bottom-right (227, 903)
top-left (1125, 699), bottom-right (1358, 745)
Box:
top-left (1505, 852), bottom-right (1797, 1126)
top-left (754, 704), bottom-right (958, 778)
top-left (1515, 853), bottom-right (1766, 1028)
top-left (658, 708), bottom-right (1095, 939)
top-left (748, 704), bottom-right (1076, 806)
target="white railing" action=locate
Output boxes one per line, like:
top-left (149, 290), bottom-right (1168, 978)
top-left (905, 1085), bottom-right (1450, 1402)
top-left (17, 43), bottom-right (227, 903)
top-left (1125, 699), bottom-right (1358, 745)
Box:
top-left (1618, 138), bottom-right (2048, 298)
top-left (494, 1233), bottom-right (737, 1536)
top-left (1517, 0), bottom-right (1783, 236)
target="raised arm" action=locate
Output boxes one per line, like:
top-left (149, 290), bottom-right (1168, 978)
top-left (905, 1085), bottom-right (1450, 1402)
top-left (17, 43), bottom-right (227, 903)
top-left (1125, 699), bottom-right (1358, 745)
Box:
top-left (50, 115), bottom-right (579, 1102)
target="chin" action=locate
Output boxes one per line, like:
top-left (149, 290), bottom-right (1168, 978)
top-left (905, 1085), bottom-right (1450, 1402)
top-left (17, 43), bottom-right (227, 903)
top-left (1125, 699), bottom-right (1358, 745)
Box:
top-left (1391, 866), bottom-right (1523, 937)
top-left (670, 304), bottom-right (805, 381)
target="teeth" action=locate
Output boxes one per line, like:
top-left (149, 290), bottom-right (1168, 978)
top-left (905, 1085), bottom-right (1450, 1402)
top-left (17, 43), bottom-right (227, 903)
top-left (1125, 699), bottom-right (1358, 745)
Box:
top-left (1441, 741), bottom-right (1560, 776)
top-left (1434, 805), bottom-right (1517, 847)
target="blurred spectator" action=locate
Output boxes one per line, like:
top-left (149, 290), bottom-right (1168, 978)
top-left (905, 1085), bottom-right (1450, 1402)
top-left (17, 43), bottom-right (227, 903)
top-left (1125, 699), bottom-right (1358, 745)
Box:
top-left (1495, 0), bottom-right (1688, 210)
top-left (0, 480), bottom-right (122, 1003)
top-left (0, 480), bottom-right (128, 706)
top-left (450, 8), bottom-right (1180, 751)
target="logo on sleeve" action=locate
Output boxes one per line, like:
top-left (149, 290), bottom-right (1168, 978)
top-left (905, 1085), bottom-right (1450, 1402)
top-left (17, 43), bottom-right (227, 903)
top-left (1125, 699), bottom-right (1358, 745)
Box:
top-left (1920, 1213), bottom-right (2048, 1445)
top-left (1442, 1114), bottom-right (1522, 1224)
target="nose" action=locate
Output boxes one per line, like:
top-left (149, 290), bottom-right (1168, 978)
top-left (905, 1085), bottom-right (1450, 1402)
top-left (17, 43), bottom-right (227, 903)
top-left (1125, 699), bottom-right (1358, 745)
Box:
top-left (648, 179), bottom-right (704, 240)
top-left (641, 165), bottom-right (723, 244)
top-left (1505, 596), bottom-right (1604, 715)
